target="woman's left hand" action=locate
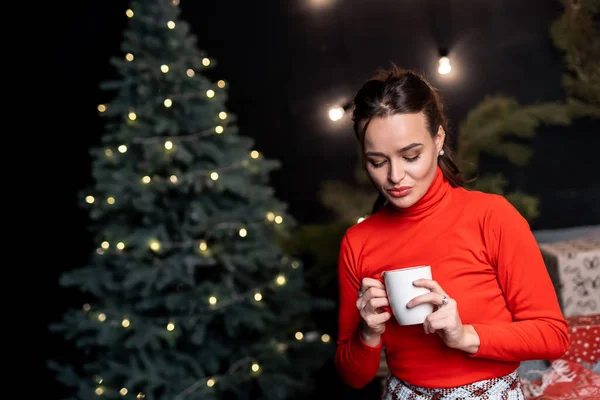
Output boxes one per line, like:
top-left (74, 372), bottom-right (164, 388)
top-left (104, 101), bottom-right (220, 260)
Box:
top-left (407, 279), bottom-right (479, 353)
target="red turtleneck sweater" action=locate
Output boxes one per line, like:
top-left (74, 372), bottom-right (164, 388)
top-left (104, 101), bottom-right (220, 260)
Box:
top-left (335, 167), bottom-right (569, 389)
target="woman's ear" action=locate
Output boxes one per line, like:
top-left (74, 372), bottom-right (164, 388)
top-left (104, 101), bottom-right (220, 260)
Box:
top-left (435, 125), bottom-right (446, 152)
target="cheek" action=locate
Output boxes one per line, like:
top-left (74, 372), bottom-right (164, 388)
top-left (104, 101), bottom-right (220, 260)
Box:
top-left (366, 168), bottom-right (387, 186)
top-left (406, 155), bottom-right (436, 179)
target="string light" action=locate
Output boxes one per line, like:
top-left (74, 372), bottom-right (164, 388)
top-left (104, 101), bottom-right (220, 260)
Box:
top-left (202, 58), bottom-right (211, 66)
top-left (97, 104), bottom-right (106, 113)
top-left (128, 112), bottom-right (137, 121)
top-left (161, 64), bottom-right (169, 73)
top-left (118, 145), bottom-right (127, 153)
top-left (125, 9), bottom-right (134, 18)
top-left (126, 53), bottom-right (134, 62)
top-left (186, 69), bottom-right (195, 77)
top-left (254, 292), bottom-right (262, 301)
top-left (208, 296), bottom-right (217, 305)
top-left (217, 80), bottom-right (226, 88)
top-left (206, 89), bottom-right (215, 98)
top-left (86, 195), bottom-right (95, 204)
top-left (149, 240), bottom-right (161, 252)
top-left (167, 21), bottom-right (175, 29)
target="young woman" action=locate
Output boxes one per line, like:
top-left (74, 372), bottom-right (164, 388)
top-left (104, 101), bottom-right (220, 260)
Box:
top-left (334, 65), bottom-right (569, 399)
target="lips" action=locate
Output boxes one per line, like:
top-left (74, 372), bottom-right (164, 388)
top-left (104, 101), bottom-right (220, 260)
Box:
top-left (387, 187), bottom-right (412, 197)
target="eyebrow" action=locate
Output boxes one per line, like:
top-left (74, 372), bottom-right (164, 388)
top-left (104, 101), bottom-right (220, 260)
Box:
top-left (365, 143), bottom-right (423, 156)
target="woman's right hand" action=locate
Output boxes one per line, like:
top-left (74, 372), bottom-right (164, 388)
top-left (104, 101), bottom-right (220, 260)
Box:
top-left (356, 277), bottom-right (392, 345)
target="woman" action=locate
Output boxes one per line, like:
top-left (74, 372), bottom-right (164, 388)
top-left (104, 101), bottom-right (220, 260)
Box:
top-left (334, 65), bottom-right (569, 399)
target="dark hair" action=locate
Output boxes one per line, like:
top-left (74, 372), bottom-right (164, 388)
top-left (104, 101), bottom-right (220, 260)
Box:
top-left (351, 65), bottom-right (464, 214)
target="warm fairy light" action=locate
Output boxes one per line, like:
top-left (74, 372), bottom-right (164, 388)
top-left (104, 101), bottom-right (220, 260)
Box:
top-left (438, 56), bottom-right (452, 75)
top-left (209, 296), bottom-right (217, 305)
top-left (167, 21), bottom-right (175, 29)
top-left (167, 322), bottom-right (175, 331)
top-left (328, 106), bottom-right (344, 121)
top-left (105, 148), bottom-right (113, 157)
top-left (215, 126), bottom-right (224, 134)
top-left (95, 387), bottom-right (105, 395)
top-left (295, 332), bottom-right (303, 340)
top-left (116, 242), bottom-right (125, 250)
top-left (107, 196), bottom-right (115, 205)
top-left (206, 89), bottom-right (215, 98)
top-left (276, 274), bottom-right (286, 285)
top-left (321, 334), bottom-right (331, 343)
top-left (206, 378), bottom-right (215, 387)
top-left (86, 195), bottom-right (95, 204)
top-left (161, 64), bottom-right (169, 73)
top-left (186, 69), bottom-right (195, 77)
top-left (250, 150), bottom-right (259, 159)
top-left (172, 0), bottom-right (180, 5)
top-left (251, 363), bottom-right (260, 372)
top-left (202, 58), bottom-right (211, 66)
top-left (125, 9), bottom-right (133, 18)
top-left (128, 112), bottom-right (137, 120)
top-left (266, 212), bottom-right (275, 221)
top-left (210, 172), bottom-right (219, 181)
top-left (276, 343), bottom-right (288, 352)
top-left (164, 140), bottom-right (173, 150)
top-left (142, 176), bottom-right (151, 184)
top-left (217, 80), bottom-right (226, 88)
top-left (98, 313), bottom-right (106, 322)
top-left (101, 241), bottom-right (109, 249)
top-left (97, 104), bottom-right (106, 112)
top-left (254, 292), bottom-right (262, 301)
top-left (118, 145), bottom-right (128, 153)
top-left (136, 393), bottom-right (145, 399)
top-left (291, 261), bottom-right (300, 269)
top-left (122, 318), bottom-right (130, 328)
top-left (239, 228), bottom-right (247, 237)
top-left (125, 53), bottom-right (134, 62)
top-left (120, 388), bottom-right (128, 395)
top-left (164, 98), bottom-right (172, 107)
top-left (149, 240), bottom-right (161, 252)
top-left (274, 216), bottom-right (283, 224)
top-left (199, 241), bottom-right (208, 251)
top-left (169, 175), bottom-right (178, 183)
top-left (83, 303), bottom-right (91, 312)
top-left (218, 111), bottom-right (227, 120)
top-left (96, 248), bottom-right (104, 255)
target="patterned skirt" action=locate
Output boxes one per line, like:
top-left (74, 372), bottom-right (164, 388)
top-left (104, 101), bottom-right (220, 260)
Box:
top-left (382, 370), bottom-right (525, 400)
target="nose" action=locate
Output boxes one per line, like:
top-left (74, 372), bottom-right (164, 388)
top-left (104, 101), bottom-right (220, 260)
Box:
top-left (388, 160), bottom-right (405, 184)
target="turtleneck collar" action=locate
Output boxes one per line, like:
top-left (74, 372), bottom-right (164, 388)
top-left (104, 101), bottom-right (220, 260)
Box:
top-left (383, 166), bottom-right (451, 218)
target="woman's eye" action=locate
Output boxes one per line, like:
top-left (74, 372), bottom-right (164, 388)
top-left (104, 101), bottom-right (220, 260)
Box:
top-left (404, 155), bottom-right (421, 163)
top-left (369, 160), bottom-right (386, 168)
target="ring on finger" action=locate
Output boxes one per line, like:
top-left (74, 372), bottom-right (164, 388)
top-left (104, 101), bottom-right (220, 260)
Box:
top-left (441, 295), bottom-right (449, 306)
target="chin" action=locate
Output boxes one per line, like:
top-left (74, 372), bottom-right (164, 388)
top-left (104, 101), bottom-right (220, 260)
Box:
top-left (388, 194), bottom-right (418, 209)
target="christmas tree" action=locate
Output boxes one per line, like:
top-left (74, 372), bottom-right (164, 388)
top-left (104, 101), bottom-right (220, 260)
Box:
top-left (48, 1), bottom-right (333, 399)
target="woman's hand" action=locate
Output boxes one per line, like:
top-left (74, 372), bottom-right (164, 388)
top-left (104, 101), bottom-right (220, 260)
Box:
top-left (407, 279), bottom-right (480, 354)
top-left (356, 277), bottom-right (392, 346)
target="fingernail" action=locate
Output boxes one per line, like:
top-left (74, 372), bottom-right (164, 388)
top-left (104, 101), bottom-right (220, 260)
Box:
top-left (406, 301), bottom-right (412, 308)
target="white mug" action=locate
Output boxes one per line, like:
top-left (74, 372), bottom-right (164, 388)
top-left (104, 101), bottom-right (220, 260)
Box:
top-left (382, 265), bottom-right (433, 325)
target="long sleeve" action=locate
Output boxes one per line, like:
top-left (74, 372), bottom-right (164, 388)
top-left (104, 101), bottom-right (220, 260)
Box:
top-left (470, 196), bottom-right (570, 361)
top-left (334, 234), bottom-right (382, 389)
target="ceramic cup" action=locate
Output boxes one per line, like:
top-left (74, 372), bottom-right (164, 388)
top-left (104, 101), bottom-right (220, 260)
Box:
top-left (382, 265), bottom-right (433, 325)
